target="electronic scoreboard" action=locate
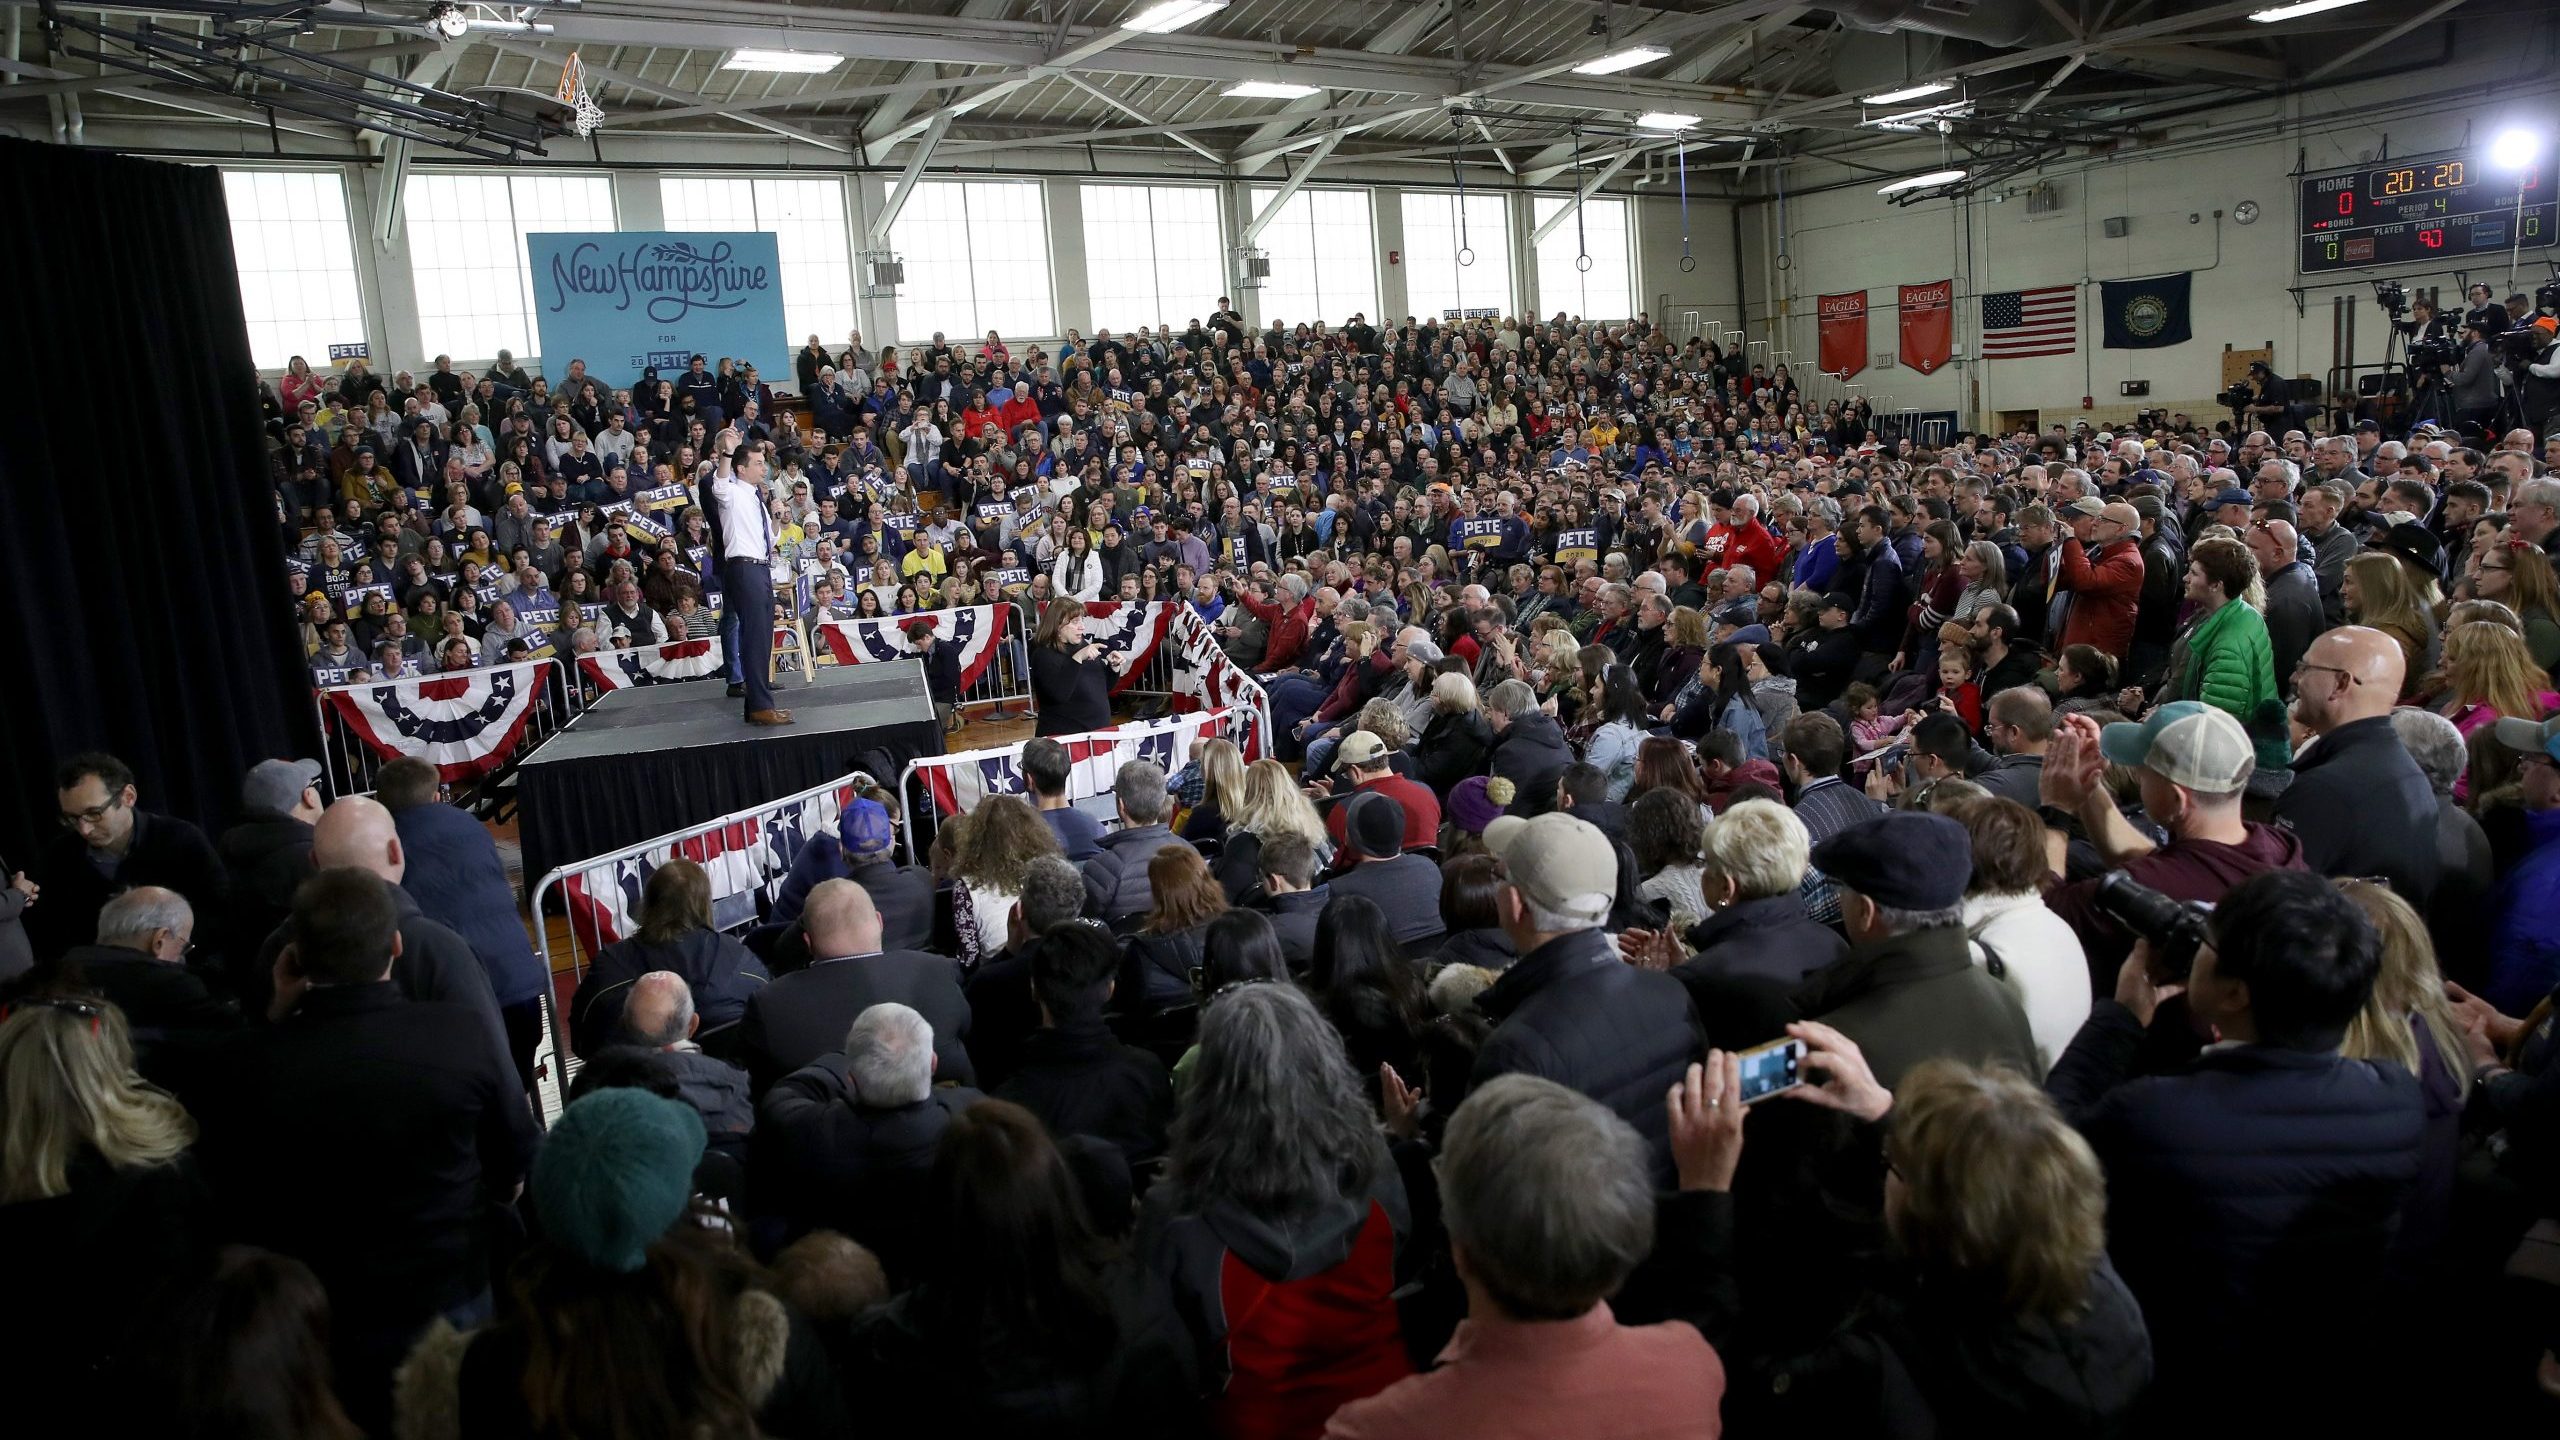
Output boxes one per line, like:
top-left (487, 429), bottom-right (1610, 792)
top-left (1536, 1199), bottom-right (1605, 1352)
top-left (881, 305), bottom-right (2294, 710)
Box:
top-left (2299, 151), bottom-right (2552, 273)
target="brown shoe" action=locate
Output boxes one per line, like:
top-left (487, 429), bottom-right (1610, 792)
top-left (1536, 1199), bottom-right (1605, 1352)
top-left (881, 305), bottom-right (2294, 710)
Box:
top-left (746, 708), bottom-right (795, 727)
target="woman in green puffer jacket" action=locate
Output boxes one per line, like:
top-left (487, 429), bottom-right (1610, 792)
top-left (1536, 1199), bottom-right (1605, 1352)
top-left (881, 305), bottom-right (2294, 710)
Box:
top-left (2171, 536), bottom-right (2291, 771)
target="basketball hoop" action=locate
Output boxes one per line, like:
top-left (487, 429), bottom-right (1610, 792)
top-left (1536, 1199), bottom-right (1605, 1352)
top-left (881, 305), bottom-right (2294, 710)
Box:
top-left (556, 52), bottom-right (604, 137)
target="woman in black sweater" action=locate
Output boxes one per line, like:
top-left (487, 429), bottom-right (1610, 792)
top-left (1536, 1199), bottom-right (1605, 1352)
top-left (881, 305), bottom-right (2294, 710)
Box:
top-left (1029, 598), bottom-right (1121, 736)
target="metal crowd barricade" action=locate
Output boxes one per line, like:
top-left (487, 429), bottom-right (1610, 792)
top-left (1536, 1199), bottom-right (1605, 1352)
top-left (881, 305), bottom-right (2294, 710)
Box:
top-left (310, 656), bottom-right (584, 810)
top-left (525, 768), bottom-right (867, 1104)
top-left (894, 704), bottom-right (1258, 865)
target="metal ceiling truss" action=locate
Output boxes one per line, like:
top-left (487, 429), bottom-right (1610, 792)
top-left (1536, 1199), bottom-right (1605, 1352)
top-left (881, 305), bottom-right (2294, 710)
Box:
top-left (35, 0), bottom-right (570, 158)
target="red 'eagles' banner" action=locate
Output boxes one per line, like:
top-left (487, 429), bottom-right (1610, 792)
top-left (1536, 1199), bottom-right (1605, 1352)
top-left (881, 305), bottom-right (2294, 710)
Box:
top-left (1817, 291), bottom-right (1868, 379)
top-left (1900, 278), bottom-right (1954, 375)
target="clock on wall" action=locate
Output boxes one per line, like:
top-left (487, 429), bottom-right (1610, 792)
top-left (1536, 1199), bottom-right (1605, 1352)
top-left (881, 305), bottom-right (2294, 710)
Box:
top-left (2232, 200), bottom-right (2260, 225)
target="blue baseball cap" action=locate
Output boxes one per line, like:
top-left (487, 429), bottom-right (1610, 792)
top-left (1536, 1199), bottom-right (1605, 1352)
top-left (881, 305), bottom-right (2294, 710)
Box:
top-left (840, 797), bottom-right (894, 857)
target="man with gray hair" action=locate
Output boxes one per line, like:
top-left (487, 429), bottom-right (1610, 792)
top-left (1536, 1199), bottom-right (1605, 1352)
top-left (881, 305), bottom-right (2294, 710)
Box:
top-left (1326, 1075), bottom-right (1724, 1438)
top-left (2387, 707), bottom-right (2494, 974)
top-left (1475, 813), bottom-right (1701, 1180)
top-left (620, 970), bottom-right (753, 1155)
top-left (1082, 760), bottom-right (1197, 922)
top-left (56, 886), bottom-right (240, 1072)
top-left (1794, 811), bottom-right (2038, 1088)
top-left (1484, 678), bottom-right (1573, 818)
top-left (754, 1000), bottom-right (983, 1278)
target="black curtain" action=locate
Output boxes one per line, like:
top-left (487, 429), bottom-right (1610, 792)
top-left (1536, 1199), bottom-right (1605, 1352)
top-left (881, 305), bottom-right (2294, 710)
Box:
top-left (0, 138), bottom-right (319, 861)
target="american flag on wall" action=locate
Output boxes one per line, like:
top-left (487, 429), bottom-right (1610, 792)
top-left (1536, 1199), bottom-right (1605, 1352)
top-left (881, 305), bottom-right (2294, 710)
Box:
top-left (1980, 285), bottom-right (2079, 359)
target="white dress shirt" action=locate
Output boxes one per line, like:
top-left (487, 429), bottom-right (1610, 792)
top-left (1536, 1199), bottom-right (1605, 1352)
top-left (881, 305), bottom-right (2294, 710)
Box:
top-left (714, 471), bottom-right (771, 563)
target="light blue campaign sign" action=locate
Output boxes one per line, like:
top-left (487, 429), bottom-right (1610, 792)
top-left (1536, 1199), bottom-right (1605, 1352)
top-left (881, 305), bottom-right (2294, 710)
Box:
top-left (525, 231), bottom-right (790, 390)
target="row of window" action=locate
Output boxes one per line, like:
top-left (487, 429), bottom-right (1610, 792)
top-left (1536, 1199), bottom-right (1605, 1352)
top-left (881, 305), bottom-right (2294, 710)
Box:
top-left (219, 170), bottom-right (1640, 370)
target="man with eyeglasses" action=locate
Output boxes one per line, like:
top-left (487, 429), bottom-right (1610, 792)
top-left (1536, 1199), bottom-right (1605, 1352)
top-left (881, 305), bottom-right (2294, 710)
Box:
top-left (31, 751), bottom-right (226, 963)
top-left (2275, 627), bottom-right (2440, 904)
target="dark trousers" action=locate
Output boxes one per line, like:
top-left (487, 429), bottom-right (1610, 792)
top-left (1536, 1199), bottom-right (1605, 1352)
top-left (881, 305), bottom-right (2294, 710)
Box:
top-left (500, 996), bottom-right (543, 1094)
top-left (722, 556), bottom-right (775, 714)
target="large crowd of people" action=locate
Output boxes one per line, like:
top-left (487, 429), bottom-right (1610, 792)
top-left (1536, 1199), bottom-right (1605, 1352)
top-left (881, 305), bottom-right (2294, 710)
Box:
top-left (9, 292), bottom-right (2560, 1435)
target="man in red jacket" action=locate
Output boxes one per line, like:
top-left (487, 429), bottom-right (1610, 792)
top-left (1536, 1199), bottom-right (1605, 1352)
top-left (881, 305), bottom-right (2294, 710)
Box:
top-left (1236, 571), bottom-right (1314, 674)
top-left (1322, 731), bottom-right (1441, 858)
top-left (1701, 491), bottom-right (1786, 586)
top-left (2056, 499), bottom-right (2144, 656)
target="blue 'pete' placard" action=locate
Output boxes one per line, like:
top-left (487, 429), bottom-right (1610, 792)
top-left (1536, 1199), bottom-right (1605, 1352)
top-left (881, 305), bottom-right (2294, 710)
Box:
top-left (525, 231), bottom-right (790, 390)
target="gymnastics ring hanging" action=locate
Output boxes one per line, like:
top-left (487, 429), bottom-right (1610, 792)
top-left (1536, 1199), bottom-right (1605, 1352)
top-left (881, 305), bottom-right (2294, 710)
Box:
top-left (1570, 129), bottom-right (1594, 273)
top-left (1451, 111), bottom-right (1476, 267)
top-left (1676, 134), bottom-right (1697, 273)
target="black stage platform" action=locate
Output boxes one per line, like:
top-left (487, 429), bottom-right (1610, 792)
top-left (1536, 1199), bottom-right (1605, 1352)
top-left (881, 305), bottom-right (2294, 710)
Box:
top-left (515, 661), bottom-right (943, 888)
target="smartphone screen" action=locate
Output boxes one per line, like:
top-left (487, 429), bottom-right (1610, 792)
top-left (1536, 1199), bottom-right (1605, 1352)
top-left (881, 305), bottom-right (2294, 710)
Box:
top-left (1736, 1038), bottom-right (1806, 1104)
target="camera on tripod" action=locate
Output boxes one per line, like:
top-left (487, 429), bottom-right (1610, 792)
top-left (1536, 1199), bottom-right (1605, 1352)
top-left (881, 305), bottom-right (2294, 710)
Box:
top-left (2409, 336), bottom-right (2460, 370)
top-left (2375, 279), bottom-right (2409, 317)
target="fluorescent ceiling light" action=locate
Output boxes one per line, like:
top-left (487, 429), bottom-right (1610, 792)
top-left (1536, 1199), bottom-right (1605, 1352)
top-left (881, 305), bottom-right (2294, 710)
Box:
top-left (1636, 112), bottom-right (1700, 131)
top-left (1573, 45), bottom-right (1670, 76)
top-left (2490, 127), bottom-right (2543, 171)
top-left (2247, 0), bottom-right (2364, 21)
top-left (1224, 80), bottom-right (1323, 100)
top-left (1862, 81), bottom-right (1950, 105)
top-left (1868, 99), bottom-right (1974, 128)
top-left (1877, 168), bottom-right (1968, 195)
top-left (1121, 0), bottom-right (1227, 34)
top-left (721, 49), bottom-right (843, 74)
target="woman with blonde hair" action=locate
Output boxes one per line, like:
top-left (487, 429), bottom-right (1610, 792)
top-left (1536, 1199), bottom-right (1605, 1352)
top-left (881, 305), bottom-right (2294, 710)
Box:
top-left (2343, 551), bottom-right (2435, 700)
top-left (2337, 879), bottom-right (2469, 1268)
top-left (1181, 737), bottom-right (1247, 846)
top-left (1213, 759), bottom-right (1331, 901)
top-left (1652, 606), bottom-right (1711, 712)
top-left (0, 995), bottom-right (212, 1407)
top-left (2470, 537), bottom-right (2560, 671)
top-left (1665, 1045), bottom-right (2149, 1434)
top-left (950, 794), bottom-right (1064, 968)
top-left (2435, 621), bottom-right (2558, 800)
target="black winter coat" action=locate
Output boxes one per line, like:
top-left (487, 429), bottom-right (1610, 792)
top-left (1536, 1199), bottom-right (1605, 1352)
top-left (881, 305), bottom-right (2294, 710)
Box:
top-left (1415, 709), bottom-right (1494, 799)
top-left (1673, 892), bottom-right (1848, 1049)
top-left (1654, 1190), bottom-right (2152, 1439)
top-left (753, 1064), bottom-right (984, 1281)
top-left (572, 927), bottom-right (770, 1058)
top-left (995, 1019), bottom-right (1175, 1170)
top-left (2046, 1001), bottom-right (2425, 1431)
top-left (1486, 711), bottom-right (1573, 816)
top-left (1473, 928), bottom-right (1701, 1183)
top-left (740, 949), bottom-right (973, 1094)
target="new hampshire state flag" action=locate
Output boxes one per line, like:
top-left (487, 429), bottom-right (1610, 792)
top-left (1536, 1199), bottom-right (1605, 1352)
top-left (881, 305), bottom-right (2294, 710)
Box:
top-left (2099, 272), bottom-right (2193, 349)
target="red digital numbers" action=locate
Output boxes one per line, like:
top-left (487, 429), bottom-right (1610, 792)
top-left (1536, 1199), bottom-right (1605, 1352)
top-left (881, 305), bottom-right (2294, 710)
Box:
top-left (2419, 228), bottom-right (2446, 249)
top-left (2337, 191), bottom-right (2355, 216)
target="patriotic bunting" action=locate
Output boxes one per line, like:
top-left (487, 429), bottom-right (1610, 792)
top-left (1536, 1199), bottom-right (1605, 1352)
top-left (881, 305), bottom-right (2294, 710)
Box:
top-left (1164, 607), bottom-right (1267, 758)
top-left (915, 707), bottom-right (1249, 817)
top-left (1079, 601), bottom-right (1176, 695)
top-left (558, 774), bottom-right (860, 952)
top-left (577, 637), bottom-right (726, 692)
top-left (319, 659), bottom-right (550, 782)
top-left (814, 604), bottom-right (1008, 689)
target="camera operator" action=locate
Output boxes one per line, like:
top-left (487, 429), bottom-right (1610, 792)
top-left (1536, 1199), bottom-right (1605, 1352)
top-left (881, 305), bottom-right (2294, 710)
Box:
top-left (2045, 868), bottom-right (2426, 1437)
top-left (2238, 360), bottom-right (2294, 432)
top-left (2446, 317), bottom-right (2501, 435)
top-left (2462, 281), bottom-right (2509, 335)
top-left (2521, 315), bottom-right (2560, 441)
top-left (2039, 704), bottom-right (2306, 984)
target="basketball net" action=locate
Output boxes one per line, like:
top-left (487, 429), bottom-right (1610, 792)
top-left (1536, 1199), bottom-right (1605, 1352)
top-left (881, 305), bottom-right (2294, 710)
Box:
top-left (556, 52), bottom-right (604, 137)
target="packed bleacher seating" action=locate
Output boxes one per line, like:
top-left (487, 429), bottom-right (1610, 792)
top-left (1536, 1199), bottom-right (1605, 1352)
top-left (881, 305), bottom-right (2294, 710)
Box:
top-left (9, 293), bottom-right (2560, 1435)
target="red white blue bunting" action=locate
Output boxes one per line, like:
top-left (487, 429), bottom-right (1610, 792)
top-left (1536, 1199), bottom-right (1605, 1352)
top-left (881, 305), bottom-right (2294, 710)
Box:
top-left (577, 637), bottom-right (726, 692)
top-left (813, 603), bottom-right (1007, 689)
top-left (915, 706), bottom-right (1246, 817)
top-left (319, 660), bottom-right (548, 782)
